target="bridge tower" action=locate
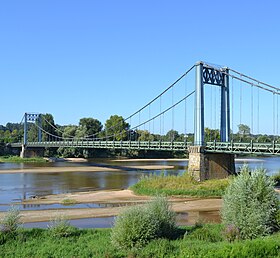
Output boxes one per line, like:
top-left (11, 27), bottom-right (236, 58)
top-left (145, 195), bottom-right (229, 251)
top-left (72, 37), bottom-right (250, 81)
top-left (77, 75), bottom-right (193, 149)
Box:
top-left (189, 61), bottom-right (235, 181)
top-left (194, 61), bottom-right (230, 145)
top-left (21, 113), bottom-right (43, 158)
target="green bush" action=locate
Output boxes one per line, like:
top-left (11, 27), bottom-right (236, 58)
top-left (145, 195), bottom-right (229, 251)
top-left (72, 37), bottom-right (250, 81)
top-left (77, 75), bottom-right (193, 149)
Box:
top-left (0, 206), bottom-right (21, 236)
top-left (272, 171), bottom-right (280, 186)
top-left (184, 224), bottom-right (224, 242)
top-left (221, 165), bottom-right (280, 240)
top-left (47, 215), bottom-right (77, 238)
top-left (147, 196), bottom-right (177, 239)
top-left (111, 196), bottom-right (176, 250)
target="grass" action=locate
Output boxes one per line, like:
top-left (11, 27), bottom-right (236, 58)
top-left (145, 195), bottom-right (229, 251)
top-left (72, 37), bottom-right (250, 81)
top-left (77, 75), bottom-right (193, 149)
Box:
top-left (130, 173), bottom-right (230, 197)
top-left (0, 225), bottom-right (280, 257)
top-left (0, 156), bottom-right (47, 163)
top-left (61, 199), bottom-right (77, 206)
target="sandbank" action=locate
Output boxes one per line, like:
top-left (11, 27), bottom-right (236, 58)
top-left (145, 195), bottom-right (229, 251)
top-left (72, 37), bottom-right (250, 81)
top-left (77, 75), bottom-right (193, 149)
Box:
top-left (0, 165), bottom-right (174, 174)
top-left (0, 190), bottom-right (221, 223)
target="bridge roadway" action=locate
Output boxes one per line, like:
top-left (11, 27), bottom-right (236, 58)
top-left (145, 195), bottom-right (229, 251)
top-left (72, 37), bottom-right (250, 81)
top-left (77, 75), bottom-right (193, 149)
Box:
top-left (10, 140), bottom-right (280, 156)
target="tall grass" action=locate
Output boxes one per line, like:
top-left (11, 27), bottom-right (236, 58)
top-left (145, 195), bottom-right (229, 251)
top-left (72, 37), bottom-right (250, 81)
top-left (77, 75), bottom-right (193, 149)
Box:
top-left (130, 173), bottom-right (230, 197)
top-left (0, 226), bottom-right (280, 257)
top-left (0, 206), bottom-right (21, 236)
top-left (0, 156), bottom-right (47, 163)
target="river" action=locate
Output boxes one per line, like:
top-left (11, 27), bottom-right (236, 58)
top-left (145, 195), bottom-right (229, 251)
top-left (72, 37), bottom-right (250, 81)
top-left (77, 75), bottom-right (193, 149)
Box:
top-left (0, 156), bottom-right (279, 228)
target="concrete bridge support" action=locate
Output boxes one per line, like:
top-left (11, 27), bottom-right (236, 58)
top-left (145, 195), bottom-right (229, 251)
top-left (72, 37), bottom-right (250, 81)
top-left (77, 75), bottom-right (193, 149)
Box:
top-left (188, 146), bottom-right (235, 181)
top-left (20, 145), bottom-right (44, 158)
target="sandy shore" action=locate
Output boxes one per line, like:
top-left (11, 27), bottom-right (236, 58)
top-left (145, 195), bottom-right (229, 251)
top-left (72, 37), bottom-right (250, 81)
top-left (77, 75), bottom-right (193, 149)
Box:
top-left (0, 165), bottom-right (174, 174)
top-left (0, 190), bottom-right (222, 223)
top-left (111, 158), bottom-right (188, 162)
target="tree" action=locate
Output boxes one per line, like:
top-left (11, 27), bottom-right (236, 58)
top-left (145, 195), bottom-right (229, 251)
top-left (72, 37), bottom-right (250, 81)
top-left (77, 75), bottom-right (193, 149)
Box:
top-left (62, 125), bottom-right (78, 139)
top-left (76, 117), bottom-right (102, 139)
top-left (205, 127), bottom-right (220, 142)
top-left (41, 114), bottom-right (56, 141)
top-left (165, 130), bottom-right (180, 142)
top-left (5, 123), bottom-right (22, 132)
top-left (104, 115), bottom-right (130, 141)
top-left (136, 130), bottom-right (154, 141)
top-left (238, 124), bottom-right (250, 136)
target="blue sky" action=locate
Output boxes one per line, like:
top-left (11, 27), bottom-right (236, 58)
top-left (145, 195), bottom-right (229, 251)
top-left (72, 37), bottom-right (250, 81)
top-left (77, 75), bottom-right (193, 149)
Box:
top-left (1, 0), bottom-right (280, 134)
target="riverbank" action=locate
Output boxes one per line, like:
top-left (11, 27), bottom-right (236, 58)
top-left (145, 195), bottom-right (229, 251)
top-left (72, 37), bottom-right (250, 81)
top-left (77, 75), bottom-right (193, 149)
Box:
top-left (0, 164), bottom-right (174, 174)
top-left (0, 190), bottom-right (222, 223)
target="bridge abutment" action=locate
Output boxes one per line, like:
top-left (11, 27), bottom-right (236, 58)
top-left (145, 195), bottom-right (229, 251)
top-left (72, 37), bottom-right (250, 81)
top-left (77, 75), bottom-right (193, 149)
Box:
top-left (20, 145), bottom-right (44, 158)
top-left (188, 146), bottom-right (235, 181)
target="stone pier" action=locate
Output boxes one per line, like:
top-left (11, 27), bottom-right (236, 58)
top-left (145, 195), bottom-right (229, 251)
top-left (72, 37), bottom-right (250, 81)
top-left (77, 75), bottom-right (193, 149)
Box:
top-left (188, 146), bottom-right (235, 181)
top-left (20, 145), bottom-right (44, 158)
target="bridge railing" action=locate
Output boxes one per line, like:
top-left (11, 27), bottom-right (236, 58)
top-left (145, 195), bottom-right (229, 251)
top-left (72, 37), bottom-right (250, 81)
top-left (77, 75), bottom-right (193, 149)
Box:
top-left (10, 140), bottom-right (280, 155)
top-left (11, 140), bottom-right (193, 151)
top-left (206, 141), bottom-right (280, 155)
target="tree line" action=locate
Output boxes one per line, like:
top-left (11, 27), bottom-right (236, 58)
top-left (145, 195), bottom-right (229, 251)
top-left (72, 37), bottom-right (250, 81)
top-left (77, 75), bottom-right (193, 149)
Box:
top-left (0, 114), bottom-right (278, 158)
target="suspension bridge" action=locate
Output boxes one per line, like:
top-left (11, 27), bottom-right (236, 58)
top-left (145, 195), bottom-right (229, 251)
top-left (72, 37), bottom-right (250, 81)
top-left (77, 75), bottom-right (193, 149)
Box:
top-left (9, 61), bottom-right (280, 180)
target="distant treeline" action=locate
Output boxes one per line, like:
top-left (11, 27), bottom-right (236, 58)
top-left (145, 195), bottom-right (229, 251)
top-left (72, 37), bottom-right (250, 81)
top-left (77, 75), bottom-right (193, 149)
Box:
top-left (0, 114), bottom-right (278, 158)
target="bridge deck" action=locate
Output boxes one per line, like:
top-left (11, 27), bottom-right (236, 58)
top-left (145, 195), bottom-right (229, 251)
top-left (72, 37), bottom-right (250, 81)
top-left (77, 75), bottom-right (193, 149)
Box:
top-left (10, 141), bottom-right (280, 156)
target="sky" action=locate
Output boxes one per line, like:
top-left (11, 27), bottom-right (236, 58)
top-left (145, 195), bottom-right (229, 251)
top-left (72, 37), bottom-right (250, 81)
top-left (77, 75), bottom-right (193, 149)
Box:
top-left (1, 0), bottom-right (280, 134)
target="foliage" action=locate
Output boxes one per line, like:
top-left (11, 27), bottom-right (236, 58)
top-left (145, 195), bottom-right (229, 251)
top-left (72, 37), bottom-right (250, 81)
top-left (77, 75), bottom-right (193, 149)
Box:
top-left (0, 156), bottom-right (47, 163)
top-left (111, 196), bottom-right (176, 250)
top-left (205, 127), bottom-right (220, 142)
top-left (1, 226), bottom-right (280, 257)
top-left (238, 123), bottom-right (251, 135)
top-left (78, 117), bottom-right (102, 138)
top-left (223, 224), bottom-right (240, 242)
top-left (272, 171), bottom-right (280, 186)
top-left (104, 115), bottom-right (130, 141)
top-left (61, 125), bottom-right (78, 139)
top-left (47, 215), bottom-right (76, 238)
top-left (41, 113), bottom-right (56, 141)
top-left (130, 173), bottom-right (230, 197)
top-left (221, 165), bottom-right (280, 240)
top-left (0, 206), bottom-right (21, 235)
top-left (61, 198), bottom-right (77, 206)
top-left (136, 130), bottom-right (154, 141)
top-left (184, 223), bottom-right (224, 242)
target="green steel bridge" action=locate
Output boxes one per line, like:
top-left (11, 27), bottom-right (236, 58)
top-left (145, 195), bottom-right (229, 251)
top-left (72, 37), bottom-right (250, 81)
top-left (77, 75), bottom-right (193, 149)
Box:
top-left (11, 62), bottom-right (280, 157)
top-left (10, 140), bottom-right (280, 156)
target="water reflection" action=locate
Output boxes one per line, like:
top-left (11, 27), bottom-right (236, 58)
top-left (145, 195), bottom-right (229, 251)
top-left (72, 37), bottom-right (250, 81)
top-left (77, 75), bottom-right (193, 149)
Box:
top-left (177, 211), bottom-right (221, 226)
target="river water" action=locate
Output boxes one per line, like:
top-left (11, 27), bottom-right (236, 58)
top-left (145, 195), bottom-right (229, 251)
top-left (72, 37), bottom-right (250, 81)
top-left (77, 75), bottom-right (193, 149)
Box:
top-left (0, 157), bottom-right (279, 228)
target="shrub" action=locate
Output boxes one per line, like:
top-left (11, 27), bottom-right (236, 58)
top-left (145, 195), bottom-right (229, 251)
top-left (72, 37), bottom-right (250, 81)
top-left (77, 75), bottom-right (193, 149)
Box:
top-left (223, 224), bottom-right (240, 242)
top-left (111, 196), bottom-right (176, 250)
top-left (146, 196), bottom-right (177, 239)
top-left (61, 198), bottom-right (77, 206)
top-left (184, 224), bottom-right (224, 242)
top-left (47, 215), bottom-right (76, 238)
top-left (0, 206), bottom-right (21, 236)
top-left (221, 165), bottom-right (280, 240)
top-left (272, 171), bottom-right (280, 186)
